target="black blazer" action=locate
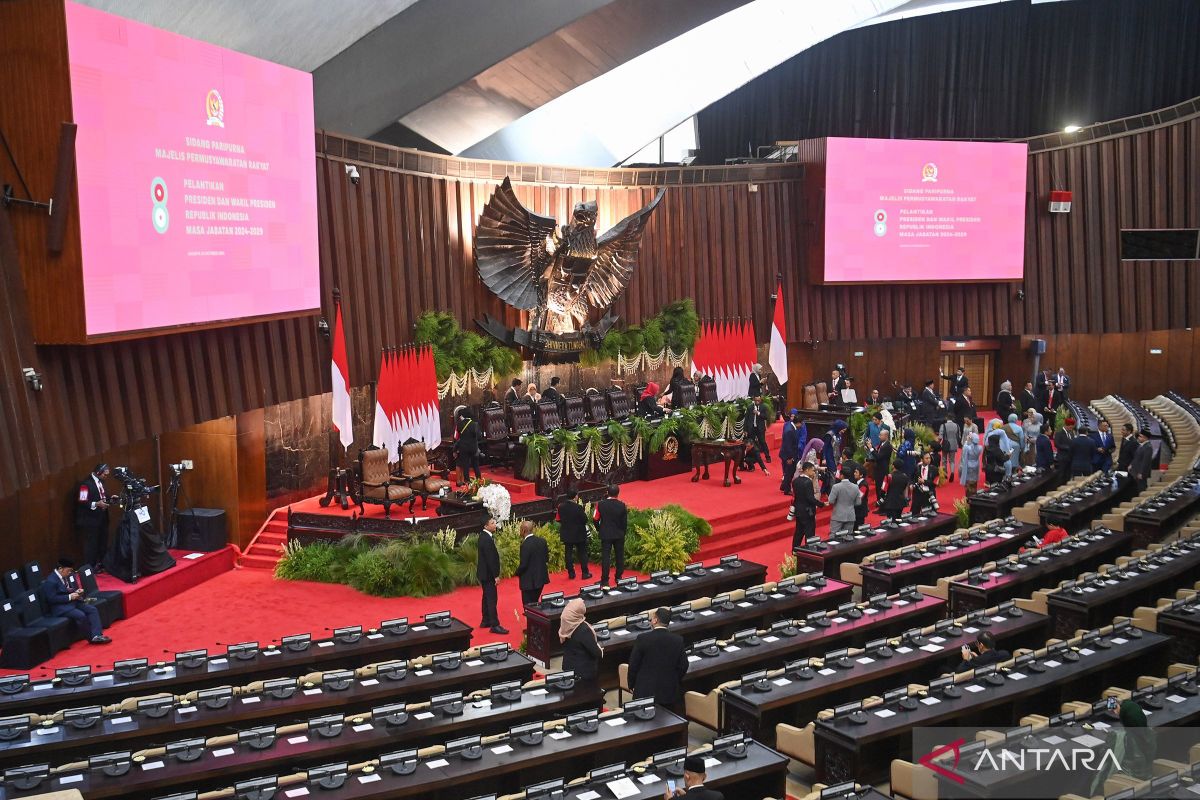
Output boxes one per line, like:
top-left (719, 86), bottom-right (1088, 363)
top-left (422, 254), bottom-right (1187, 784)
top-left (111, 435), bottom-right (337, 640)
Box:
top-left (40, 573), bottom-right (81, 615)
top-left (504, 387), bottom-right (520, 406)
top-left (516, 534), bottom-right (549, 592)
top-left (994, 390), bottom-right (1014, 422)
top-left (455, 418), bottom-right (480, 456)
top-left (681, 787), bottom-right (724, 800)
top-left (637, 396), bottom-right (664, 418)
top-left (561, 625), bottom-right (602, 680)
top-left (541, 386), bottom-right (562, 405)
top-left (557, 500), bottom-right (588, 544)
top-left (881, 471), bottom-right (911, 513)
top-left (1130, 441), bottom-right (1155, 481)
top-left (476, 531), bottom-right (501, 583)
top-left (872, 441), bottom-right (893, 481)
top-left (944, 373), bottom-right (968, 396)
top-left (1019, 389), bottom-right (1037, 414)
top-left (595, 498), bottom-right (628, 542)
top-left (745, 404), bottom-right (766, 438)
top-left (791, 474), bottom-right (819, 517)
top-left (1069, 435), bottom-right (1096, 473)
top-left (1117, 436), bottom-right (1138, 472)
top-left (628, 626), bottom-right (688, 704)
top-left (74, 474), bottom-right (109, 529)
top-left (954, 647), bottom-right (1010, 673)
top-left (748, 372), bottom-right (762, 398)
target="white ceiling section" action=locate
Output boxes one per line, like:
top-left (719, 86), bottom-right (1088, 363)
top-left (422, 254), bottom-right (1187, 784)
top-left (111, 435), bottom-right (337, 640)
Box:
top-left (73, 0), bottom-right (420, 71)
top-left (460, 0), bottom-right (915, 166)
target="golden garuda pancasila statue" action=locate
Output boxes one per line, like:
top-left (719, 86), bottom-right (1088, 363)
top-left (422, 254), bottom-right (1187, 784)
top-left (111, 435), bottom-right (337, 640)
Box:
top-left (474, 177), bottom-right (665, 337)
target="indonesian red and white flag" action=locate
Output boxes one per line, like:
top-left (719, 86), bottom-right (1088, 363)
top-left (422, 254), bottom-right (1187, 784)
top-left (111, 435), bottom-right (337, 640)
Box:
top-left (330, 301), bottom-right (354, 451)
top-left (768, 281), bottom-right (788, 385)
top-left (373, 349), bottom-right (393, 455)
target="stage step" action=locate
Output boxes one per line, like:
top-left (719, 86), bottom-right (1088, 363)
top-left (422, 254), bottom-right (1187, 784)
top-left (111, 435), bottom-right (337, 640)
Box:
top-left (241, 553), bottom-right (281, 571)
top-left (696, 521), bottom-right (794, 561)
top-left (239, 506), bottom-right (290, 570)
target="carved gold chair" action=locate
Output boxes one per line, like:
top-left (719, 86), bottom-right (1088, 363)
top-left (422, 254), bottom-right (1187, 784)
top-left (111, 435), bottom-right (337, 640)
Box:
top-left (398, 440), bottom-right (452, 509)
top-left (356, 448), bottom-right (413, 518)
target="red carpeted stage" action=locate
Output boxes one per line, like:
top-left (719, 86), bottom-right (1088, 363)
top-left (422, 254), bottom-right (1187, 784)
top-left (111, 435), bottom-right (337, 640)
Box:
top-left (0, 421), bottom-right (978, 679)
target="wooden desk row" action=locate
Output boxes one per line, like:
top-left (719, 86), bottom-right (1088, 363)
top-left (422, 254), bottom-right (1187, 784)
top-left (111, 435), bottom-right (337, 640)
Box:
top-left (593, 573), bottom-right (853, 687)
top-left (0, 644), bottom-right (533, 769)
top-left (811, 620), bottom-right (1171, 783)
top-left (1123, 470), bottom-right (1200, 549)
top-left (1156, 595), bottom-right (1200, 665)
top-left (969, 468), bottom-right (1066, 523)
top-left (523, 556), bottom-right (768, 664)
top-left (716, 602), bottom-right (1049, 744)
top-left (2, 673), bottom-right (602, 800)
top-left (859, 519), bottom-right (1039, 596)
top-left (0, 613), bottom-right (473, 717)
top-left (1038, 473), bottom-right (1136, 531)
top-left (794, 513), bottom-right (958, 578)
top-left (1045, 531), bottom-right (1200, 638)
top-left (6, 702), bottom-right (701, 800)
top-left (947, 526), bottom-right (1134, 614)
top-left (672, 589), bottom-right (948, 699)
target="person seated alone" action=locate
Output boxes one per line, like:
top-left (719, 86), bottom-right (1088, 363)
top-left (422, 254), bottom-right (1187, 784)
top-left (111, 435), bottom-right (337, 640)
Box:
top-left (953, 631), bottom-right (1008, 673)
top-left (663, 755), bottom-right (724, 799)
top-left (41, 558), bottom-right (111, 644)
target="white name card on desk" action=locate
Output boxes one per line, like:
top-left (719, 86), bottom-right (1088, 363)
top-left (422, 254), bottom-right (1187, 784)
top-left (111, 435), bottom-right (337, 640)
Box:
top-left (639, 774), bottom-right (662, 785)
top-left (212, 747), bottom-right (235, 757)
top-left (303, 688), bottom-right (322, 696)
top-left (288, 735), bottom-right (309, 745)
top-left (285, 789), bottom-right (310, 798)
top-left (763, 636), bottom-right (780, 644)
top-left (920, 697), bottom-right (941, 705)
top-left (360, 679), bottom-right (379, 687)
top-left (875, 708), bottom-right (896, 718)
top-left (93, 674), bottom-right (113, 683)
top-left (491, 745), bottom-right (513, 755)
top-left (832, 617), bottom-right (847, 624)
top-left (818, 668), bottom-right (837, 676)
top-left (140, 760), bottom-right (165, 771)
top-left (1008, 672), bottom-right (1027, 680)
top-left (920, 644), bottom-right (943, 653)
top-left (352, 723), bottom-right (373, 733)
top-left (688, 655), bottom-right (702, 662)
top-left (856, 657), bottom-right (875, 665)
top-left (550, 731), bottom-right (572, 740)
top-left (700, 610), bottom-right (716, 617)
top-left (711, 567), bottom-right (725, 573)
top-left (411, 625), bottom-right (428, 631)
top-left (529, 688), bottom-right (547, 696)
top-left (677, 575), bottom-right (692, 581)
top-left (704, 757), bottom-right (722, 768)
top-left (895, 600), bottom-right (910, 606)
top-left (606, 779), bottom-right (641, 800)
top-left (465, 660), bottom-right (484, 667)
top-left (964, 685), bottom-right (985, 693)
top-left (605, 717), bottom-right (627, 727)
top-left (895, 646), bottom-right (913, 654)
top-left (864, 608), bottom-right (879, 615)
top-left (772, 677), bottom-right (792, 687)
top-left (414, 712), bottom-right (435, 720)
top-left (723, 645), bottom-right (740, 653)
top-left (577, 792), bottom-right (601, 800)
top-left (35, 727), bottom-right (60, 736)
top-left (1043, 660), bottom-right (1062, 669)
top-left (426, 759), bottom-right (449, 769)
top-left (109, 716), bottom-right (133, 726)
top-left (800, 626), bottom-right (816, 633)
top-left (414, 669), bottom-right (433, 676)
top-left (58, 775), bottom-right (83, 786)
top-left (801, 585), bottom-right (816, 592)
top-left (317, 641), bottom-right (334, 648)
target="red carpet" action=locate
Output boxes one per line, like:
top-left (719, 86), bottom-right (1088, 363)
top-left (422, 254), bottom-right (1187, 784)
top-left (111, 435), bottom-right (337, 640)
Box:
top-left (94, 546), bottom-right (236, 617)
top-left (2, 421), bottom-right (979, 679)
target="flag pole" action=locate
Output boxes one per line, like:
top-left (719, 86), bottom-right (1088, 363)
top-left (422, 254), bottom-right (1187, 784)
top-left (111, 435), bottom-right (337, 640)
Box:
top-left (321, 286), bottom-right (352, 509)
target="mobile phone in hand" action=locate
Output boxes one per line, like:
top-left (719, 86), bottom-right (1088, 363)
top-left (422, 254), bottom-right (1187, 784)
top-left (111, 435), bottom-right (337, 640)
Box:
top-left (667, 779), bottom-right (677, 794)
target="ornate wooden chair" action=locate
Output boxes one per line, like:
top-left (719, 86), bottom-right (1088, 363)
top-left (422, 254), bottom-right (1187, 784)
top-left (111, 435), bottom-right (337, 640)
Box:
top-left (584, 390), bottom-right (609, 424)
top-left (479, 404), bottom-right (512, 464)
top-left (697, 378), bottom-right (718, 405)
top-left (606, 388), bottom-right (631, 420)
top-left (563, 395), bottom-right (586, 427)
top-left (356, 448), bottom-right (413, 518)
top-left (507, 402), bottom-right (535, 437)
top-left (674, 382), bottom-right (697, 408)
top-left (803, 383), bottom-right (819, 410)
top-left (398, 440), bottom-right (453, 509)
top-left (536, 400), bottom-right (563, 433)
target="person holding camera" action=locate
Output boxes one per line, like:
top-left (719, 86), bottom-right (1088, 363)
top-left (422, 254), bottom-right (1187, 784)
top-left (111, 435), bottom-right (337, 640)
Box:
top-left (911, 451), bottom-right (939, 513)
top-left (790, 461), bottom-right (824, 550)
top-left (40, 559), bottom-right (111, 644)
top-left (75, 464), bottom-right (112, 571)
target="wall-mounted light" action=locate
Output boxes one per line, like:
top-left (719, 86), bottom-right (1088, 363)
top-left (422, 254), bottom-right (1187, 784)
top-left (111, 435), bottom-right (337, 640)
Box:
top-left (1149, 348), bottom-right (1163, 355)
top-left (1063, 124), bottom-right (1082, 134)
top-left (747, 183), bottom-right (759, 193)
top-left (21, 367), bottom-right (43, 391)
top-left (853, 351), bottom-right (864, 358)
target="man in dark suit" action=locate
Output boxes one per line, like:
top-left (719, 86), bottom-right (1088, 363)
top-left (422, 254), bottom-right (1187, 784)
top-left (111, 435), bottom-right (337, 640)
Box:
top-left (1129, 428), bottom-right (1155, 492)
top-left (880, 464), bottom-right (911, 520)
top-left (1117, 423), bottom-right (1138, 472)
top-left (503, 377), bottom-right (522, 406)
top-left (871, 429), bottom-right (893, 503)
top-left (476, 518), bottom-right (506, 634)
top-left (628, 607), bottom-right (688, 713)
top-left (953, 631), bottom-right (1008, 673)
top-left (790, 461), bottom-right (822, 550)
top-left (1070, 425), bottom-right (1097, 477)
top-left (829, 367), bottom-right (848, 404)
top-left (664, 756), bottom-right (724, 800)
top-left (1053, 367), bottom-right (1071, 404)
top-left (1019, 381), bottom-right (1037, 416)
top-left (778, 409), bottom-right (800, 495)
top-left (954, 388), bottom-right (977, 431)
top-left (541, 375), bottom-right (563, 407)
top-left (40, 559), bottom-right (110, 644)
top-left (594, 485), bottom-right (628, 588)
top-left (940, 366), bottom-right (968, 398)
top-left (1054, 417), bottom-right (1077, 477)
top-left (745, 395), bottom-right (769, 465)
top-left (556, 490), bottom-right (591, 580)
top-left (1091, 419), bottom-right (1116, 473)
top-left (919, 379), bottom-right (940, 412)
top-left (515, 520), bottom-right (549, 606)
top-left (75, 464), bottom-right (112, 571)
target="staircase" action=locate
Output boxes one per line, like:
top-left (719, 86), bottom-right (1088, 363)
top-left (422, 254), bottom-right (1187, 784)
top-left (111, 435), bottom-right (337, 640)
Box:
top-left (695, 496), bottom-right (796, 561)
top-left (241, 507), bottom-right (289, 570)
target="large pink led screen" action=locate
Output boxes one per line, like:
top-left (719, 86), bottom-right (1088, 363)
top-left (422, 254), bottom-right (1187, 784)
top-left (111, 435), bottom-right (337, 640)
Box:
top-left (66, 1), bottom-right (320, 336)
top-left (822, 137), bottom-right (1027, 283)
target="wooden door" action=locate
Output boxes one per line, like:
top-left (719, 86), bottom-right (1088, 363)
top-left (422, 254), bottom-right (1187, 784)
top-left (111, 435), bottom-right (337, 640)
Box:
top-left (939, 352), bottom-right (994, 408)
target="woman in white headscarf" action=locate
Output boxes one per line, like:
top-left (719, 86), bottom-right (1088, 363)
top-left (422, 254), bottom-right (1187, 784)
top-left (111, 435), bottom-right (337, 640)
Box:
top-left (749, 363), bottom-right (764, 398)
top-left (995, 380), bottom-right (1015, 421)
top-left (959, 430), bottom-right (983, 495)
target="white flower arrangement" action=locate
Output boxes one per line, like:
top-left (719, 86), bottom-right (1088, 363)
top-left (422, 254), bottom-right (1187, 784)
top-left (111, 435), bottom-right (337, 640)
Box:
top-left (477, 483), bottom-right (512, 523)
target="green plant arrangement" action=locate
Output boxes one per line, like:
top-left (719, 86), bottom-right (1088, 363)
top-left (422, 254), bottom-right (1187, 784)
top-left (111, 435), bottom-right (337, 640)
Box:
top-left (274, 540), bottom-right (350, 583)
top-left (625, 510), bottom-right (691, 573)
top-left (953, 498), bottom-right (971, 529)
top-left (522, 434), bottom-right (552, 480)
top-left (848, 410), bottom-right (873, 463)
top-left (588, 299), bottom-right (700, 364)
top-left (909, 422), bottom-right (937, 452)
top-left (414, 311), bottom-right (522, 381)
top-left (1054, 405), bottom-right (1070, 432)
top-left (778, 552), bottom-right (798, 580)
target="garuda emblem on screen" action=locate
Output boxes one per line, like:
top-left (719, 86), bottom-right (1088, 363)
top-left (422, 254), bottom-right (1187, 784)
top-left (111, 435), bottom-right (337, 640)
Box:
top-left (474, 177), bottom-right (664, 361)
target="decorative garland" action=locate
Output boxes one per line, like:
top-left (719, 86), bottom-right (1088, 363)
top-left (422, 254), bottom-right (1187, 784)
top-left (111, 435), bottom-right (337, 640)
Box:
top-left (437, 366), bottom-right (496, 399)
top-left (522, 398), bottom-right (769, 487)
top-left (616, 347), bottom-right (690, 375)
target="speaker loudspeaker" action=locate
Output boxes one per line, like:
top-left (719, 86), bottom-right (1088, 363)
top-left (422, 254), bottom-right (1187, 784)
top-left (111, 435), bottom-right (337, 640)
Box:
top-left (1030, 339), bottom-right (1047, 355)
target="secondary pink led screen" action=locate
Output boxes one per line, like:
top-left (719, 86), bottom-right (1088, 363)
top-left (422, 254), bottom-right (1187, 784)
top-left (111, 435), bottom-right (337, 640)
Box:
top-left (66, 1), bottom-right (320, 337)
top-left (821, 137), bottom-right (1028, 283)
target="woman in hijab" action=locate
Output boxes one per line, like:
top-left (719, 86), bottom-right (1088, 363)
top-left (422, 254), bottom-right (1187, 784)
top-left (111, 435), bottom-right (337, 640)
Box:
top-left (984, 420), bottom-right (1013, 483)
top-left (1088, 699), bottom-right (1154, 795)
top-left (637, 381), bottom-right (665, 418)
top-left (559, 598), bottom-right (603, 690)
top-left (667, 366), bottom-right (688, 408)
top-left (821, 419), bottom-right (849, 496)
top-left (1005, 414), bottom-right (1025, 474)
top-left (896, 428), bottom-right (918, 478)
top-left (995, 380), bottom-right (1015, 422)
top-left (959, 430), bottom-right (983, 496)
top-left (749, 363), bottom-right (764, 398)
top-left (1021, 409), bottom-right (1041, 467)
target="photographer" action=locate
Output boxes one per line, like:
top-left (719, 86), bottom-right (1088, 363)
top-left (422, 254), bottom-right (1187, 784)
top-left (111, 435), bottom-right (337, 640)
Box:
top-left (75, 464), bottom-right (112, 571)
top-left (790, 461), bottom-right (824, 550)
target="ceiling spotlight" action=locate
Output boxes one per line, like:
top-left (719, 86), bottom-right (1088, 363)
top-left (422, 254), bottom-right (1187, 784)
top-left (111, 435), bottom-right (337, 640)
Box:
top-left (1063, 124), bottom-right (1082, 133)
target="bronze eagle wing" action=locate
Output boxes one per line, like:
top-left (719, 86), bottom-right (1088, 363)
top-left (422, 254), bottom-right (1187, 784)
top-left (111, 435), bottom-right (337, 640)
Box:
top-left (473, 176), bottom-right (558, 310)
top-left (577, 188), bottom-right (666, 311)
